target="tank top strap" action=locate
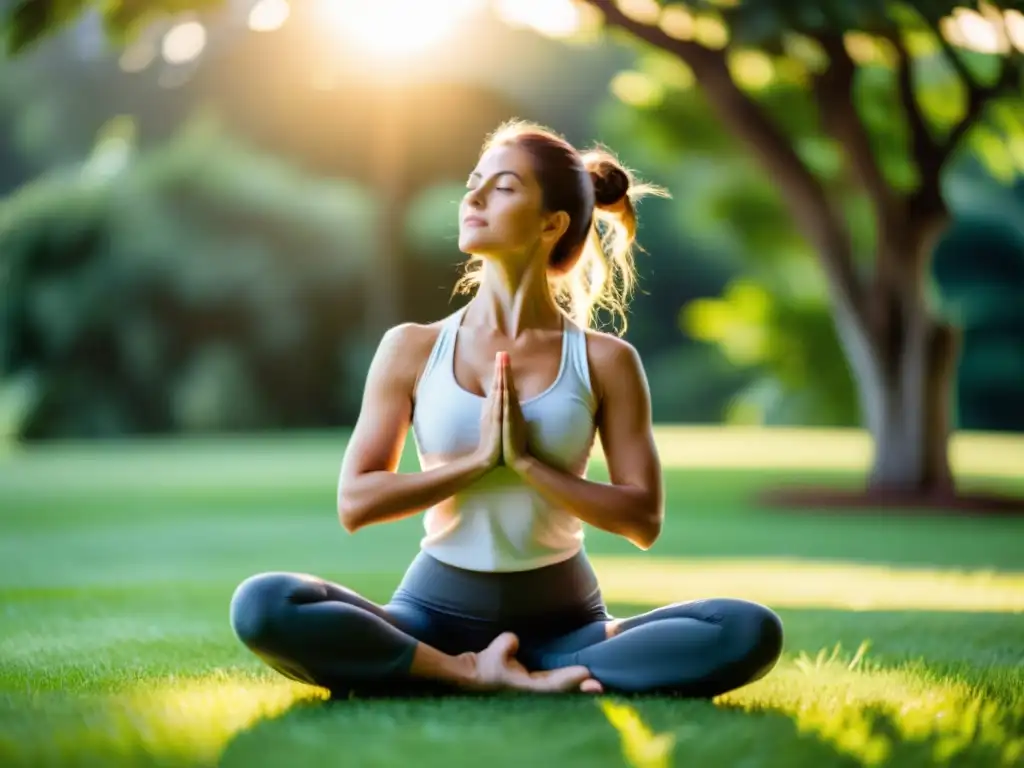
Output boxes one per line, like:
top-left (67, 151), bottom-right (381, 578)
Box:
top-left (563, 319), bottom-right (594, 398)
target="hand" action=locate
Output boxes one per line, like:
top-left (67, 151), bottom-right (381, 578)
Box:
top-left (461, 632), bottom-right (599, 694)
top-left (476, 353), bottom-right (504, 470)
top-left (500, 353), bottom-right (530, 470)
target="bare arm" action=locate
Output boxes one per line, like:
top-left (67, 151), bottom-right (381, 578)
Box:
top-left (511, 335), bottom-right (664, 549)
top-left (337, 324), bottom-right (492, 533)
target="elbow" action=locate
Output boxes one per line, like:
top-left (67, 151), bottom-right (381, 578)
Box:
top-left (630, 502), bottom-right (664, 551)
top-left (337, 492), bottom-right (364, 534)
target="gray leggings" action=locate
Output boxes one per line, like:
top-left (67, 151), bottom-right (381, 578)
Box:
top-left (229, 550), bottom-right (783, 698)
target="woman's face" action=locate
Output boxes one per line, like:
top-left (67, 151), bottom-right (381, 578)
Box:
top-left (458, 144), bottom-right (566, 265)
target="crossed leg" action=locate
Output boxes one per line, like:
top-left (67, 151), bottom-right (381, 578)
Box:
top-left (230, 573), bottom-right (783, 699)
top-left (520, 598), bottom-right (784, 698)
top-left (229, 571), bottom-right (453, 696)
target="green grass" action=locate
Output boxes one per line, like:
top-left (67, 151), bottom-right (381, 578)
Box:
top-left (1, 428), bottom-right (1023, 768)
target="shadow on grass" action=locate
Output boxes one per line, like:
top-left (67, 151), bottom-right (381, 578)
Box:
top-left (11, 603), bottom-right (1018, 768)
top-left (209, 602), bottom-right (1024, 768)
top-left (215, 689), bottom-right (858, 768)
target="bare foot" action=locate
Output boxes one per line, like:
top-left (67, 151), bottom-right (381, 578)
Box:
top-left (459, 632), bottom-right (593, 694)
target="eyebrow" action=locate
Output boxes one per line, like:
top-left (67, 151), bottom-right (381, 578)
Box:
top-left (468, 170), bottom-right (525, 183)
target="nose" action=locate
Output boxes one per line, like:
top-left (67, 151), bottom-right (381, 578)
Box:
top-left (464, 186), bottom-right (486, 209)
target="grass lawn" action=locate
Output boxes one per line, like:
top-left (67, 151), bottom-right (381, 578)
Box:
top-left (1, 427), bottom-right (1023, 768)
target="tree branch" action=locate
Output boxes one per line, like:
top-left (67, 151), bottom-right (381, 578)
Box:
top-left (811, 32), bottom-right (899, 222)
top-left (920, 18), bottom-right (1023, 199)
top-left (881, 27), bottom-right (943, 207)
top-left (581, 0), bottom-right (869, 327)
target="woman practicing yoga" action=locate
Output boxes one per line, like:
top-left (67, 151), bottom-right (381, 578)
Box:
top-left (230, 120), bottom-right (783, 698)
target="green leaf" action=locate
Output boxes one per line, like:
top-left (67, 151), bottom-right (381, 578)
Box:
top-left (3, 0), bottom-right (89, 55)
top-left (969, 125), bottom-right (1018, 183)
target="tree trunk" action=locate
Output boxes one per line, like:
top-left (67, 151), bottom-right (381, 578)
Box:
top-left (833, 238), bottom-right (960, 496)
top-left (865, 317), bottom-right (959, 494)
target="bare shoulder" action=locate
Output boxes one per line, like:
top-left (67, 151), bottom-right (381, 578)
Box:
top-left (372, 319), bottom-right (445, 391)
top-left (582, 328), bottom-right (648, 401)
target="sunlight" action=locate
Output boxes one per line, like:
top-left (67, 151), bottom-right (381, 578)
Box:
top-left (723, 646), bottom-right (1024, 767)
top-left (591, 556), bottom-right (1024, 612)
top-left (598, 699), bottom-right (676, 768)
top-left (941, 8), bottom-right (1010, 54)
top-left (116, 672), bottom-right (326, 763)
top-left (314, 0), bottom-right (484, 57)
top-left (494, 0), bottom-right (585, 38)
top-left (1005, 10), bottom-right (1024, 51)
top-left (590, 426), bottom-right (1024, 478)
top-left (19, 672), bottom-right (326, 765)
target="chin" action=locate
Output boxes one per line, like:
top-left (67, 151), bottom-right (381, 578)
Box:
top-left (458, 234), bottom-right (499, 255)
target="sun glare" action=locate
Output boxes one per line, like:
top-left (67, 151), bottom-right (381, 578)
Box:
top-left (494, 0), bottom-right (584, 38)
top-left (314, 0), bottom-right (485, 57)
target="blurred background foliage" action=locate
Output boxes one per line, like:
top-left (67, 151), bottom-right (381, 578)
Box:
top-left (1, 0), bottom-right (1023, 442)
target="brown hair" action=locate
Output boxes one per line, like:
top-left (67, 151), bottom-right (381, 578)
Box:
top-left (454, 119), bottom-right (668, 334)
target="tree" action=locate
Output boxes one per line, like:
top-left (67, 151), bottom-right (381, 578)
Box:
top-left (0, 117), bottom-right (376, 439)
top-left (5, 0), bottom-right (1024, 497)
top-left (1, 0), bottom-right (225, 54)
top-left (570, 0), bottom-right (1024, 498)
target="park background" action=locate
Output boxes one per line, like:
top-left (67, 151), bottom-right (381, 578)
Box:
top-left (1, 1), bottom-right (1023, 767)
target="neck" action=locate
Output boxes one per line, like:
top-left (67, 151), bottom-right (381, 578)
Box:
top-left (468, 256), bottom-right (561, 338)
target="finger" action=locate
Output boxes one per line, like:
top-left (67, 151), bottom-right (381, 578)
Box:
top-left (502, 361), bottom-right (509, 414)
top-left (493, 631), bottom-right (519, 658)
top-left (492, 356), bottom-right (502, 399)
top-left (579, 678), bottom-right (604, 694)
top-left (497, 354), bottom-right (509, 391)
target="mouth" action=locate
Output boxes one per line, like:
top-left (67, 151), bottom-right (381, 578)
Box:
top-left (463, 216), bottom-right (487, 227)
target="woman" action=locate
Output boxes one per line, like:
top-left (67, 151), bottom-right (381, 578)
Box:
top-left (230, 120), bottom-right (783, 698)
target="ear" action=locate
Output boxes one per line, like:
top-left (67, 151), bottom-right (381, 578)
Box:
top-left (540, 210), bottom-right (570, 245)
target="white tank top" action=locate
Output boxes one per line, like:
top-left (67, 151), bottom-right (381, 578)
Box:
top-left (411, 304), bottom-right (598, 572)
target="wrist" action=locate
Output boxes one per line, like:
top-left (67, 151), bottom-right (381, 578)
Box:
top-left (467, 450), bottom-right (496, 476)
top-left (510, 454), bottom-right (536, 477)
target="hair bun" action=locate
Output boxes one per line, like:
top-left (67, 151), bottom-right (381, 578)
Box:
top-left (588, 159), bottom-right (630, 209)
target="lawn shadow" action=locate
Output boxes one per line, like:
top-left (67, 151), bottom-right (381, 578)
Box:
top-left (217, 690), bottom-right (635, 767)
top-left (213, 603), bottom-right (1024, 768)
top-left (216, 685), bottom-right (893, 768)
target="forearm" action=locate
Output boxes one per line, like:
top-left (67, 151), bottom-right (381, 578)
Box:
top-left (339, 452), bottom-right (490, 532)
top-left (512, 457), bottom-right (662, 549)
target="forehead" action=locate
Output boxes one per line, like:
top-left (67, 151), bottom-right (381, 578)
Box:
top-left (472, 143), bottom-right (536, 183)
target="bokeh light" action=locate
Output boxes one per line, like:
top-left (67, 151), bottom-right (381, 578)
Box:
top-left (1005, 9), bottom-right (1024, 51)
top-left (248, 0), bottom-right (290, 33)
top-left (610, 70), bottom-right (665, 108)
top-left (616, 0), bottom-right (661, 25)
top-left (118, 40), bottom-right (156, 73)
top-left (659, 5), bottom-right (694, 40)
top-left (693, 14), bottom-right (729, 48)
top-left (729, 49), bottom-right (775, 89)
top-left (942, 8), bottom-right (1010, 53)
top-left (161, 21), bottom-right (207, 65)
